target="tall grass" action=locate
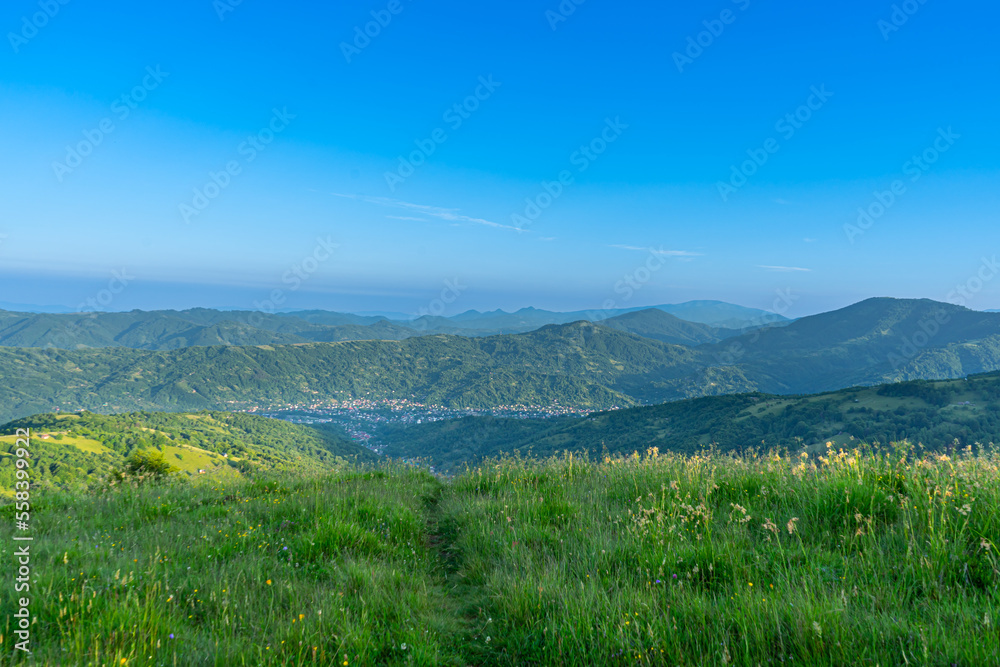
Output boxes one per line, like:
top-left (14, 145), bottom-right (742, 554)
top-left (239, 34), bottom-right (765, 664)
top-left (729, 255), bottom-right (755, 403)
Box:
top-left (2, 444), bottom-right (998, 665)
top-left (442, 445), bottom-right (1000, 665)
top-left (1, 466), bottom-right (463, 665)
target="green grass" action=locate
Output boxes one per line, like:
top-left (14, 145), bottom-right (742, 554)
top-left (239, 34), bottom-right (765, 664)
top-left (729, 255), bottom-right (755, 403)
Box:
top-left (0, 411), bottom-right (375, 493)
top-left (0, 433), bottom-right (110, 455)
top-left (2, 445), bottom-right (998, 665)
top-left (1, 466), bottom-right (464, 665)
top-left (158, 444), bottom-right (237, 480)
top-left (443, 446), bottom-right (1000, 665)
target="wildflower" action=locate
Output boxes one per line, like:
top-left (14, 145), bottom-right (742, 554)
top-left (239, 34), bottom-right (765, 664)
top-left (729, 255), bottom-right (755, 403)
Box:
top-left (169, 634), bottom-right (174, 639)
top-left (266, 580), bottom-right (272, 585)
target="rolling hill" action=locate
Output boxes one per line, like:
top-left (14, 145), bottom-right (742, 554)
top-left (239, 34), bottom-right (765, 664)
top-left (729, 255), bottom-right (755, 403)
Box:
top-left (0, 410), bottom-right (375, 492)
top-left (648, 299), bottom-right (792, 328)
top-left (597, 308), bottom-right (741, 345)
top-left (0, 322), bottom-right (699, 422)
top-left (445, 301), bottom-right (789, 332)
top-left (378, 371), bottom-right (1000, 472)
top-left (0, 308), bottom-right (420, 350)
top-left (701, 297), bottom-right (1000, 393)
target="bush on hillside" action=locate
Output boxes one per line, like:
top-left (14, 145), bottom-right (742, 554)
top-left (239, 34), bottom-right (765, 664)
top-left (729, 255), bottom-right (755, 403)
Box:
top-left (110, 449), bottom-right (178, 484)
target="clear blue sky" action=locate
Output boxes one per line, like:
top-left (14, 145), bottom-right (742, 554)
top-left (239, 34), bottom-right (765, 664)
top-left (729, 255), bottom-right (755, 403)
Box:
top-left (1, 0), bottom-right (998, 317)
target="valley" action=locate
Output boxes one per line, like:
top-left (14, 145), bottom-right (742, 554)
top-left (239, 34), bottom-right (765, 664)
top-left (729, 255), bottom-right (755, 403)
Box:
top-left (1, 298), bottom-right (999, 426)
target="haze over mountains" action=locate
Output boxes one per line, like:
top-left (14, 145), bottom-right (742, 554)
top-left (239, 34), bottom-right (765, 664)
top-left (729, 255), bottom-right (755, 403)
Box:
top-left (0, 297), bottom-right (998, 424)
top-left (0, 300), bottom-right (780, 350)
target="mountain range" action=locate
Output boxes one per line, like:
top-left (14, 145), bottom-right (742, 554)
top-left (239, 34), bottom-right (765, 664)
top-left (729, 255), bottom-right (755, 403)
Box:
top-left (0, 300), bottom-right (782, 350)
top-left (0, 297), bottom-right (998, 424)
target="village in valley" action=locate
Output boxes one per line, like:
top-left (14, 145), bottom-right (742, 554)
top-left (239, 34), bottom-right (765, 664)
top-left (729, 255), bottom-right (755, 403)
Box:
top-left (251, 395), bottom-right (603, 455)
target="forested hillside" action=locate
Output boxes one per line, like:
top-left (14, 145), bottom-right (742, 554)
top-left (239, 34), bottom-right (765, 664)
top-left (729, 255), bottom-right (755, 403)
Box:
top-left (381, 371), bottom-right (1000, 471)
top-left (0, 298), bottom-right (998, 424)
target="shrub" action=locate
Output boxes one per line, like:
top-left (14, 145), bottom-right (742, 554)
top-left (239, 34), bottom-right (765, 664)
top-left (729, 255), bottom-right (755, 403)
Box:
top-left (110, 449), bottom-right (178, 484)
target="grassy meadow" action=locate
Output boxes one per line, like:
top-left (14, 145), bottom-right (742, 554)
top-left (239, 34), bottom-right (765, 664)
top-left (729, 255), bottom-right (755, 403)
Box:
top-left (1, 444), bottom-right (998, 665)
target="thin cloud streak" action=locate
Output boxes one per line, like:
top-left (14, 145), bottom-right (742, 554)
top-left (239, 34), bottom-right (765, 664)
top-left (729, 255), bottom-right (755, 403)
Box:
top-left (610, 245), bottom-right (702, 257)
top-left (332, 193), bottom-right (524, 232)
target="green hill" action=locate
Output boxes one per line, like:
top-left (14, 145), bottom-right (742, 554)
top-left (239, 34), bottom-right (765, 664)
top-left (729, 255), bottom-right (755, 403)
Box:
top-left (449, 300), bottom-right (790, 331)
top-left (703, 297), bottom-right (1000, 392)
top-left (596, 308), bottom-right (740, 345)
top-left (379, 371), bottom-right (1000, 472)
top-left (649, 298), bottom-right (792, 328)
top-left (0, 323), bottom-right (698, 422)
top-left (0, 410), bottom-right (375, 492)
top-left (0, 308), bottom-right (425, 350)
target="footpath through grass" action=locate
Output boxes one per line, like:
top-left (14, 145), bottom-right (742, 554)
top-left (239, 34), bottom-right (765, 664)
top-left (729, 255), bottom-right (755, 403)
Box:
top-left (2, 445), bottom-right (999, 665)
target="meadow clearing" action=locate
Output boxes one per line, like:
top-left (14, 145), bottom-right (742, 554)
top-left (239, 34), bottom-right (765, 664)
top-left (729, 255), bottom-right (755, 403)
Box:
top-left (1, 444), bottom-right (998, 665)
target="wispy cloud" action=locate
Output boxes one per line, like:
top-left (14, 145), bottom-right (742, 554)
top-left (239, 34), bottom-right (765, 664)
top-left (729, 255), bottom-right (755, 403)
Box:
top-left (757, 265), bottom-right (811, 272)
top-left (803, 237), bottom-right (818, 243)
top-left (386, 215), bottom-right (428, 222)
top-left (332, 193), bottom-right (524, 232)
top-left (611, 244), bottom-right (702, 257)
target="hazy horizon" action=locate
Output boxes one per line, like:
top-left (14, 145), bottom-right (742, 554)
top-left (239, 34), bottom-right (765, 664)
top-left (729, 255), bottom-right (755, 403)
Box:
top-left (0, 274), bottom-right (997, 321)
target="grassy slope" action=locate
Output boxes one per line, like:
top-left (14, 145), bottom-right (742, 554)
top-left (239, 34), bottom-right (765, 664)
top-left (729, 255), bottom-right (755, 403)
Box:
top-left (1, 449), bottom-right (997, 665)
top-left (0, 411), bottom-right (375, 493)
top-left (0, 468), bottom-right (464, 665)
top-left (441, 449), bottom-right (1000, 665)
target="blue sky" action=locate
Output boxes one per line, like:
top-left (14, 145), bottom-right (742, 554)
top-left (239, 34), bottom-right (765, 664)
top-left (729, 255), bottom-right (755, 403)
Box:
top-left (1, 0), bottom-right (998, 317)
